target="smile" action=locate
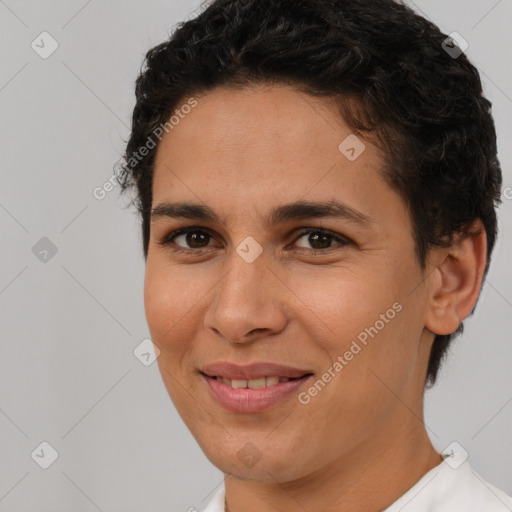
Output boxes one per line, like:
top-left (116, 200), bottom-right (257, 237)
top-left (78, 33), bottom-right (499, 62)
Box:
top-left (201, 372), bottom-right (313, 413)
top-left (210, 375), bottom-right (297, 389)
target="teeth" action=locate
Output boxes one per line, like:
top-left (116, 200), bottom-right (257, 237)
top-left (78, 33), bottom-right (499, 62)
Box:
top-left (216, 376), bottom-right (292, 388)
top-left (265, 376), bottom-right (279, 387)
top-left (248, 377), bottom-right (266, 389)
top-left (230, 379), bottom-right (247, 389)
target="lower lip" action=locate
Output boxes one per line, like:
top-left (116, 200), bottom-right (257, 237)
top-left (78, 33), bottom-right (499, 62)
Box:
top-left (202, 374), bottom-right (313, 413)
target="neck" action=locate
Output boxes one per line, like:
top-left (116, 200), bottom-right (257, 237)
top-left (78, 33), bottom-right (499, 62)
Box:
top-left (224, 422), bottom-right (442, 512)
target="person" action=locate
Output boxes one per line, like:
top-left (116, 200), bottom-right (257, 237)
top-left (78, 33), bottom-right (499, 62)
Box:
top-left (117, 0), bottom-right (511, 510)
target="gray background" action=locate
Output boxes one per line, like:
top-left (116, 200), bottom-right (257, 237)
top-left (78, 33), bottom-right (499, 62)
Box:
top-left (0, 1), bottom-right (510, 511)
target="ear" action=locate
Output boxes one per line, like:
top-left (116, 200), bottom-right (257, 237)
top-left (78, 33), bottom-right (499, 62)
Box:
top-left (425, 219), bottom-right (488, 336)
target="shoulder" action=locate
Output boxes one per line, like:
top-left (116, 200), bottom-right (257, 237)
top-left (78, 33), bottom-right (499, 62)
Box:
top-left (202, 458), bottom-right (512, 512)
top-left (202, 485), bottom-right (225, 512)
top-left (385, 454), bottom-right (512, 512)
top-left (462, 469), bottom-right (512, 512)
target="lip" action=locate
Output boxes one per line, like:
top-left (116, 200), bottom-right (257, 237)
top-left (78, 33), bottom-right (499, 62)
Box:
top-left (200, 362), bottom-right (314, 413)
top-left (201, 361), bottom-right (312, 380)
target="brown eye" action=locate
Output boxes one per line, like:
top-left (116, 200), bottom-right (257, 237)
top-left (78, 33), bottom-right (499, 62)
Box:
top-left (159, 228), bottom-right (214, 250)
top-left (159, 227), bottom-right (350, 254)
top-left (181, 231), bottom-right (210, 249)
top-left (293, 229), bottom-right (350, 251)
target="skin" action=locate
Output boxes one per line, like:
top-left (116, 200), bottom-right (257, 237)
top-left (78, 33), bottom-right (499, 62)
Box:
top-left (145, 84), bottom-right (487, 512)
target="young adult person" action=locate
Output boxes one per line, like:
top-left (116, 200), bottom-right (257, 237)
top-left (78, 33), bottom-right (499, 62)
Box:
top-left (118, 1), bottom-right (511, 510)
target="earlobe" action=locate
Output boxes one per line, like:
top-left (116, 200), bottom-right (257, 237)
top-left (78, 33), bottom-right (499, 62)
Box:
top-left (425, 219), bottom-right (487, 336)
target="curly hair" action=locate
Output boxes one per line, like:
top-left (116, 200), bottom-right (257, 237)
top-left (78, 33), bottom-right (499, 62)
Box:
top-left (118, 0), bottom-right (502, 387)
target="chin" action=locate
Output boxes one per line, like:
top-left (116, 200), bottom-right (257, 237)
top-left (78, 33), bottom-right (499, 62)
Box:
top-left (197, 436), bottom-right (310, 483)
top-left (215, 455), bottom-right (303, 483)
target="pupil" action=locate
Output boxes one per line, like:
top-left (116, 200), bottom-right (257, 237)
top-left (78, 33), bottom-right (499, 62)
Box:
top-left (310, 232), bottom-right (331, 249)
top-left (187, 232), bottom-right (208, 248)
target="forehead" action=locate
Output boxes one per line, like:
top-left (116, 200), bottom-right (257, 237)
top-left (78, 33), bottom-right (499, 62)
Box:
top-left (156, 84), bottom-right (367, 162)
top-left (151, 84), bottom-right (402, 227)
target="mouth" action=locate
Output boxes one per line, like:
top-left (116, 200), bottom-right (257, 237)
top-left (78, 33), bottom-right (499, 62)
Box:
top-left (200, 361), bottom-right (313, 380)
top-left (201, 374), bottom-right (309, 389)
top-left (199, 362), bottom-right (314, 413)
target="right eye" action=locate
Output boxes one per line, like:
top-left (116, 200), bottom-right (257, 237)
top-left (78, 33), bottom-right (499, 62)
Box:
top-left (158, 227), bottom-right (216, 252)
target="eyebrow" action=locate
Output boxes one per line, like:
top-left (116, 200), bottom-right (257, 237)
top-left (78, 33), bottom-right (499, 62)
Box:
top-left (150, 199), bottom-right (374, 228)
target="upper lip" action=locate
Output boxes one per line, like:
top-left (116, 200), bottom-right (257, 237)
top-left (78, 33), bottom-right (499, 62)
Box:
top-left (201, 362), bottom-right (313, 380)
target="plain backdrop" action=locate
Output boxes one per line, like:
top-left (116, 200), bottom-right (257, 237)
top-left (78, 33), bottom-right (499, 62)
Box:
top-left (1, 1), bottom-right (511, 511)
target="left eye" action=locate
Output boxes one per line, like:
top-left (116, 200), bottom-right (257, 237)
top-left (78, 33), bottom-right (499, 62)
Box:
top-left (292, 229), bottom-right (349, 251)
top-left (159, 227), bottom-right (350, 252)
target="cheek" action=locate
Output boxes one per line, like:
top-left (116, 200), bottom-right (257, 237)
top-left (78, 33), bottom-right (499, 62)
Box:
top-left (144, 265), bottom-right (169, 339)
top-left (144, 263), bottom-right (197, 405)
top-left (294, 263), bottom-right (422, 398)
top-left (291, 264), bottom-right (402, 347)
top-left (143, 260), bottom-right (194, 354)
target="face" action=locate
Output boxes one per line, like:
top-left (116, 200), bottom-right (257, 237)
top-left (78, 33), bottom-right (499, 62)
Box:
top-left (145, 84), bottom-right (435, 482)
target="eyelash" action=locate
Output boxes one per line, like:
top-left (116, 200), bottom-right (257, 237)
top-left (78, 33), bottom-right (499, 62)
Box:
top-left (158, 226), bottom-right (351, 254)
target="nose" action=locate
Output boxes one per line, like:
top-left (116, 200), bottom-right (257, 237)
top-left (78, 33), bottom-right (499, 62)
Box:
top-left (203, 247), bottom-right (288, 344)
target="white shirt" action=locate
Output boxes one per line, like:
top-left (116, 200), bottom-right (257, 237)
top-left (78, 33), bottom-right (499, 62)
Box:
top-left (202, 444), bottom-right (512, 512)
